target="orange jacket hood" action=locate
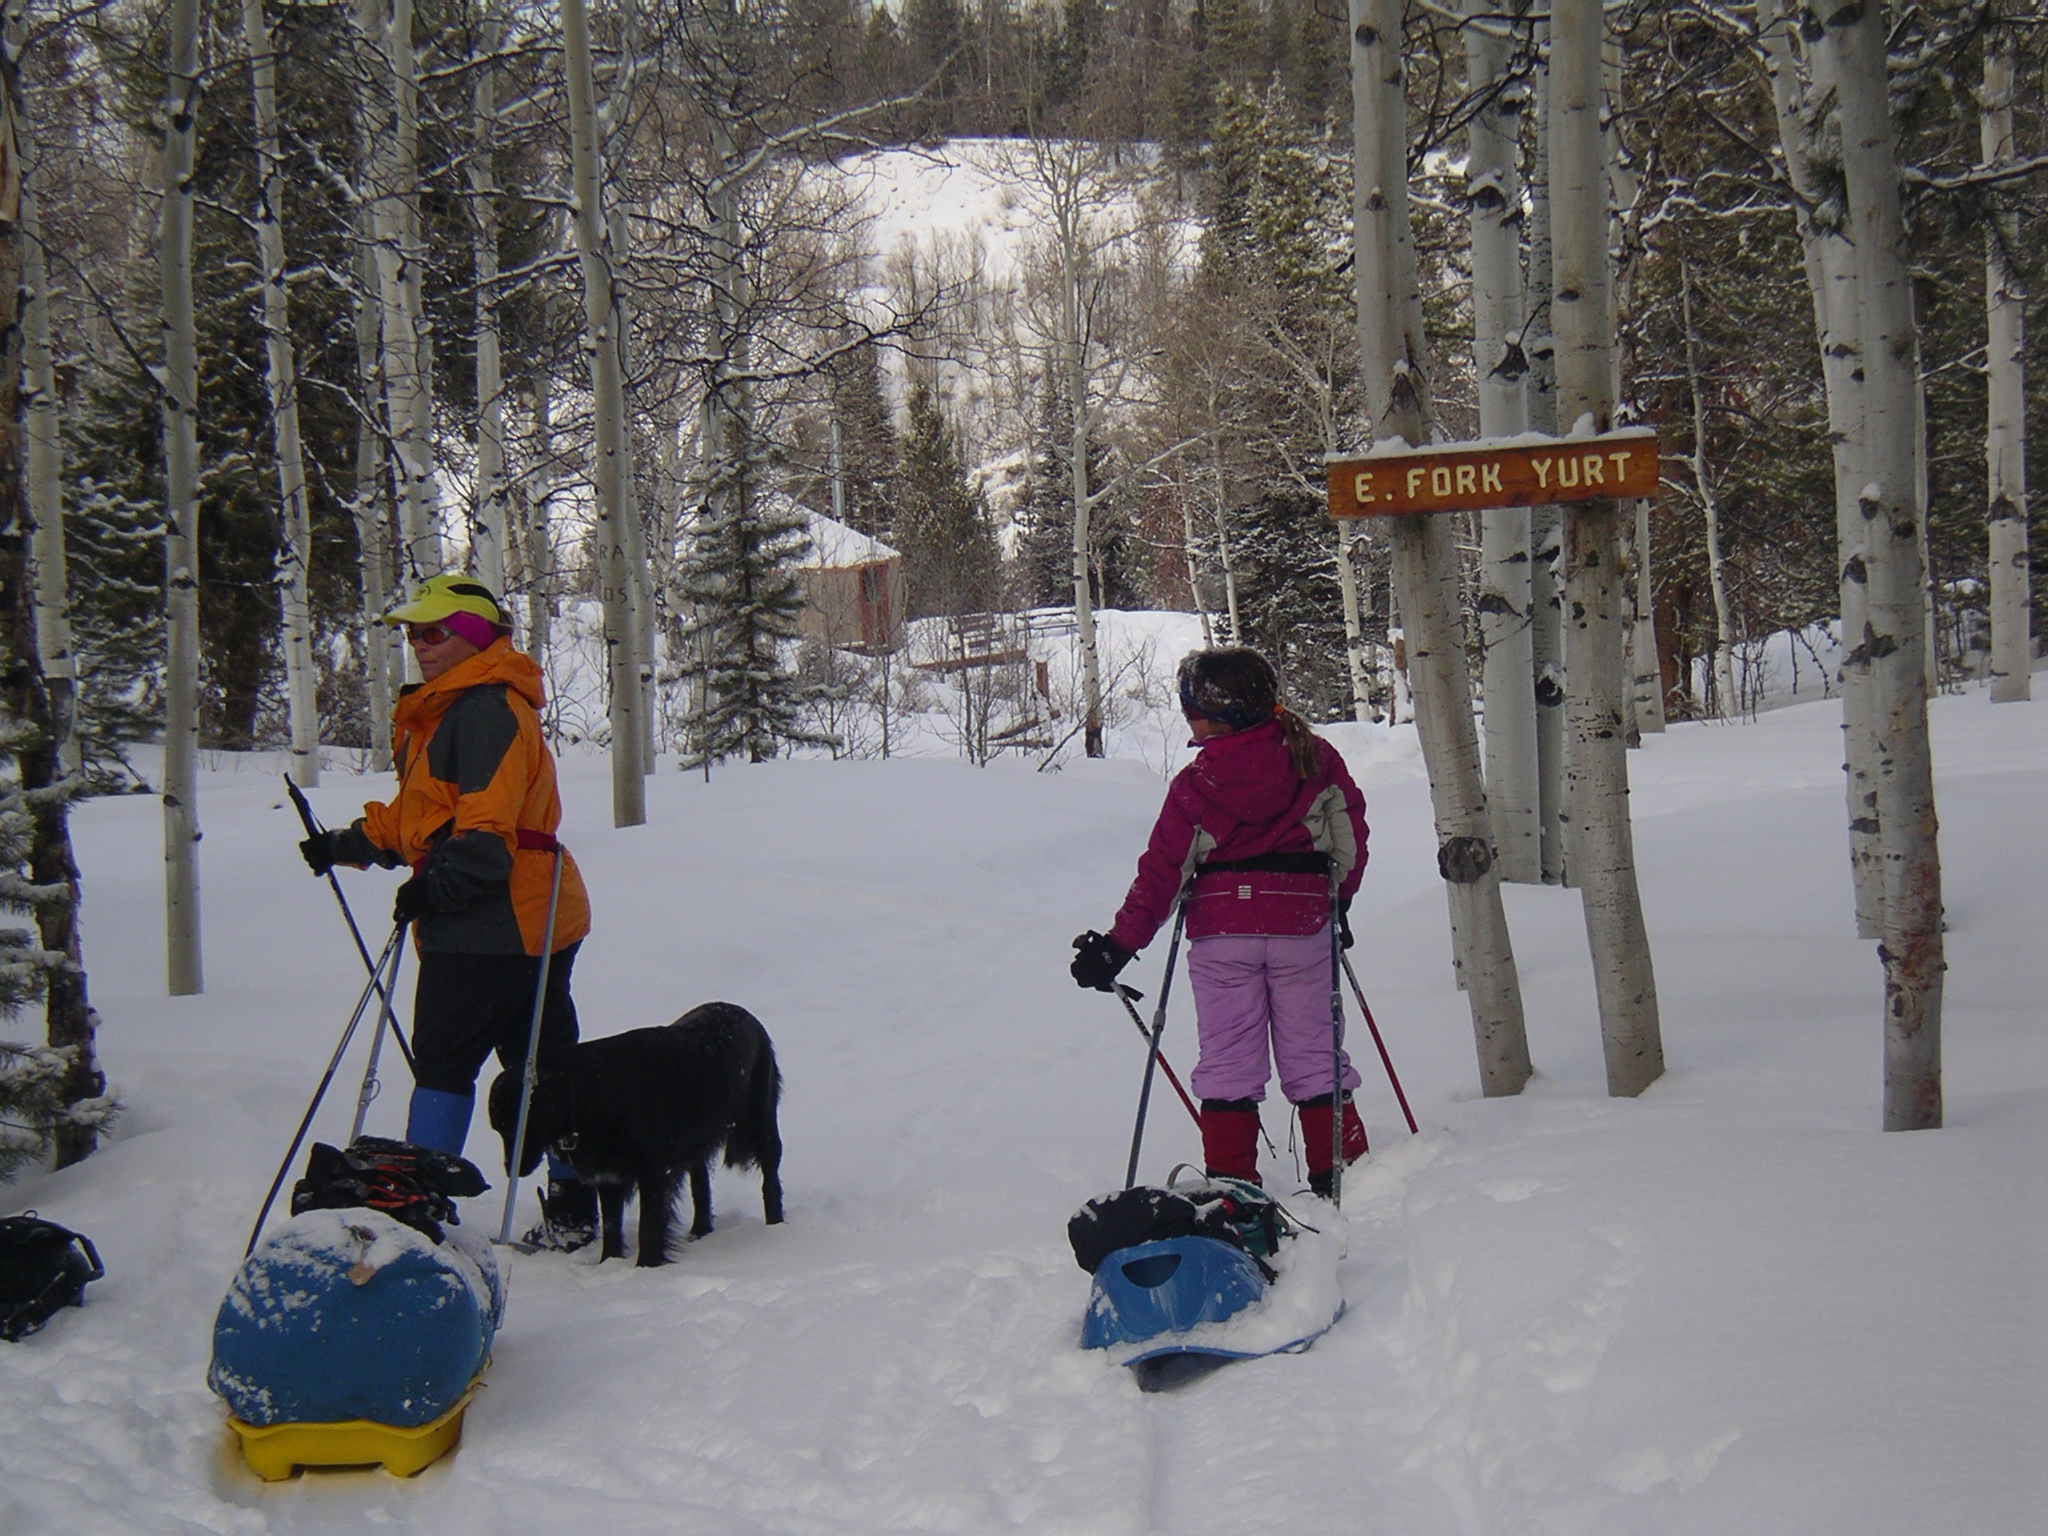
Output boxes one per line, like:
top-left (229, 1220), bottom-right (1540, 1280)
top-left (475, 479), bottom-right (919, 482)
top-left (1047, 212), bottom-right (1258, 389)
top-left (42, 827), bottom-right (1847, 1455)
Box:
top-left (394, 639), bottom-right (545, 738)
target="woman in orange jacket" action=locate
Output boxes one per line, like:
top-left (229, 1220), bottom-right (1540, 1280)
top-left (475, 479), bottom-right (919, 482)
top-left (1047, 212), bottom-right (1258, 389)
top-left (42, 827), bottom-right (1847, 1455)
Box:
top-left (300, 574), bottom-right (597, 1247)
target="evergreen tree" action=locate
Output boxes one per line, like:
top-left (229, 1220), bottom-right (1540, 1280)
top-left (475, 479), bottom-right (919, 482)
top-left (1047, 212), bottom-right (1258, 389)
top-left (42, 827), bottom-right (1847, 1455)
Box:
top-left (676, 451), bottom-right (840, 765)
top-left (897, 378), bottom-right (1001, 618)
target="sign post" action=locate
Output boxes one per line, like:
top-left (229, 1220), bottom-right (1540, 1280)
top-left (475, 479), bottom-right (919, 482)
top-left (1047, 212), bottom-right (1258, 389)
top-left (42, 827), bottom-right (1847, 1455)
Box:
top-left (1326, 429), bottom-right (1660, 519)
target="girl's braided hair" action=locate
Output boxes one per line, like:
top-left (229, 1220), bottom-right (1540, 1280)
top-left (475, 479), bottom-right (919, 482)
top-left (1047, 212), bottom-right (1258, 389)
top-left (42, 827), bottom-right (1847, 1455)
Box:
top-left (1177, 647), bottom-right (1322, 779)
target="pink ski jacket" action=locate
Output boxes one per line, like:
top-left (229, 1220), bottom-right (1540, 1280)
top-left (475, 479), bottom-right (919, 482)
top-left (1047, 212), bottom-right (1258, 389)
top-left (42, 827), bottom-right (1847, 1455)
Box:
top-left (1108, 718), bottom-right (1368, 952)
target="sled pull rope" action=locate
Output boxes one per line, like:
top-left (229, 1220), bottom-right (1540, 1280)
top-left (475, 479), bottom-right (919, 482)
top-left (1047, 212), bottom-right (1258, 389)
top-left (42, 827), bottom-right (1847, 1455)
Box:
top-left (498, 845), bottom-right (567, 1245)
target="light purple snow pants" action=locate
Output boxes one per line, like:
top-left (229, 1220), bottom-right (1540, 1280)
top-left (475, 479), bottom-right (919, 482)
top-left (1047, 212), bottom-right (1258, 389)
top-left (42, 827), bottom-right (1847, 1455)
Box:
top-left (1185, 928), bottom-right (1362, 1104)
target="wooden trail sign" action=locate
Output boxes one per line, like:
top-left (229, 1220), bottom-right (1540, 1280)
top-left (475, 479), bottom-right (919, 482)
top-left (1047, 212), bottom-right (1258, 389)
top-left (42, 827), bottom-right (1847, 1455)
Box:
top-left (1326, 428), bottom-right (1659, 518)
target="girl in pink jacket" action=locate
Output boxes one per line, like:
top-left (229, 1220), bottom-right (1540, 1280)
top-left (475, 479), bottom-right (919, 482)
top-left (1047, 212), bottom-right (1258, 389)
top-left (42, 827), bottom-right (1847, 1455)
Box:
top-left (1072, 648), bottom-right (1370, 1193)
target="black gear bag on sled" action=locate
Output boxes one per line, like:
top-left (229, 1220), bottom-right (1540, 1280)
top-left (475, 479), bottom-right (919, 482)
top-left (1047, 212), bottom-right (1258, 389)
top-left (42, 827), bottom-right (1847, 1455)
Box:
top-left (1068, 1179), bottom-right (1286, 1280)
top-left (0, 1212), bottom-right (104, 1342)
top-left (289, 1135), bottom-right (489, 1243)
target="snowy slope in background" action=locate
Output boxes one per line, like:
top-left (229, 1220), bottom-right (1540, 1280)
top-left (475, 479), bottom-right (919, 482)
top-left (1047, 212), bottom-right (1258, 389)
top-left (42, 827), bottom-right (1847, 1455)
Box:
top-left (2, 687), bottom-right (2044, 1534)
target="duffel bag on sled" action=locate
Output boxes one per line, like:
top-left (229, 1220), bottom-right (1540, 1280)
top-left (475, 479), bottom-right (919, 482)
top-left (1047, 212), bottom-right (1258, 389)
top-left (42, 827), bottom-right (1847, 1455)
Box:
top-left (209, 1139), bottom-right (502, 1479)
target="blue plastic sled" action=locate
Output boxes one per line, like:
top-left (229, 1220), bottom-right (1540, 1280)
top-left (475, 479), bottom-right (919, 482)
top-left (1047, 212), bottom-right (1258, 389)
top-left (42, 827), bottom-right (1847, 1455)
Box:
top-left (1081, 1235), bottom-right (1343, 1391)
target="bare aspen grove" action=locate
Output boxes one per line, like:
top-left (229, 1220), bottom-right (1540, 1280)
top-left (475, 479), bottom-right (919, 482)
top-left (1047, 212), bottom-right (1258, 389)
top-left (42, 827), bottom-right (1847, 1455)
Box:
top-left (0, 0), bottom-right (2042, 1167)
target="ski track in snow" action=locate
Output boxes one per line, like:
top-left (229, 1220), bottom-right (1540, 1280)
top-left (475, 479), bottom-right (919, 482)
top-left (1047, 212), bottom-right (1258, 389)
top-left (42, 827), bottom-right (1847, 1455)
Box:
top-left (3, 685), bottom-right (2046, 1533)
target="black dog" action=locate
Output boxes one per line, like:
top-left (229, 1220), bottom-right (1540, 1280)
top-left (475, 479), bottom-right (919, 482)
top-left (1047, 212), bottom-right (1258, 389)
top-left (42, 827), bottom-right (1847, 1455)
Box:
top-left (489, 1002), bottom-right (784, 1266)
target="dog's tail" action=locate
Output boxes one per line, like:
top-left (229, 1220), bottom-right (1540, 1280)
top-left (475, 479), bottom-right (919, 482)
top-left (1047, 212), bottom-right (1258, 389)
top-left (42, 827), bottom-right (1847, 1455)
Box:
top-left (726, 1026), bottom-right (783, 1174)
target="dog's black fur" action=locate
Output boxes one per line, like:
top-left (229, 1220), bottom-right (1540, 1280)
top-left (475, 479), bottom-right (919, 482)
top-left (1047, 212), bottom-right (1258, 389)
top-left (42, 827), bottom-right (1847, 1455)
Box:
top-left (489, 1002), bottom-right (784, 1266)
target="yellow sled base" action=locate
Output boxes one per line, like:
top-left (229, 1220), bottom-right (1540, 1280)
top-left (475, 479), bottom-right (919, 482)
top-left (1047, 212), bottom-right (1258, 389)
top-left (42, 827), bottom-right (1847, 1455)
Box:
top-left (228, 1388), bottom-right (474, 1481)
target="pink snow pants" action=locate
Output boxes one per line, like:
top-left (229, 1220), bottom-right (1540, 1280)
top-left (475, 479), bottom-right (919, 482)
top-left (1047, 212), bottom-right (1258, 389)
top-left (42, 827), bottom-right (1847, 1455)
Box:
top-left (1185, 928), bottom-right (1362, 1104)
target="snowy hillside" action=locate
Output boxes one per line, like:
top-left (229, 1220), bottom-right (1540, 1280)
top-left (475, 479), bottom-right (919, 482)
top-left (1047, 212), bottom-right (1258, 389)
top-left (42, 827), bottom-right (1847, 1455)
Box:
top-left (2, 682), bottom-right (2044, 1534)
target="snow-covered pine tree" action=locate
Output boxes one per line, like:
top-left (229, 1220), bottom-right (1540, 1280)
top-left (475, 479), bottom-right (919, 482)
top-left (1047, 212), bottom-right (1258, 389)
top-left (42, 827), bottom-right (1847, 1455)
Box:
top-left (0, 52), bottom-right (112, 1167)
top-left (675, 450), bottom-right (838, 767)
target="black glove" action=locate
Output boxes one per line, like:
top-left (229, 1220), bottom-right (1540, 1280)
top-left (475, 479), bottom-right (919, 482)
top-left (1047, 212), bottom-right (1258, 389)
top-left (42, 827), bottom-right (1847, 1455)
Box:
top-left (1070, 930), bottom-right (1133, 993)
top-left (300, 831), bottom-right (341, 877)
top-left (393, 875), bottom-right (433, 927)
top-left (1339, 897), bottom-right (1355, 952)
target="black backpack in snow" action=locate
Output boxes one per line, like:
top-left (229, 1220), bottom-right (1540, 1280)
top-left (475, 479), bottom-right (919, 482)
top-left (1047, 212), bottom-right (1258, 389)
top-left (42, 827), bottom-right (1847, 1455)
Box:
top-left (1068, 1177), bottom-right (1292, 1280)
top-left (0, 1213), bottom-right (104, 1342)
top-left (289, 1136), bottom-right (489, 1243)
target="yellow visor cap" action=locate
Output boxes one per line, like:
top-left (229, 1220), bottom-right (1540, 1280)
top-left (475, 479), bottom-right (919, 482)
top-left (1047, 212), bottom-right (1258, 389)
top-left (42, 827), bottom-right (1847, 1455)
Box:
top-left (383, 574), bottom-right (506, 628)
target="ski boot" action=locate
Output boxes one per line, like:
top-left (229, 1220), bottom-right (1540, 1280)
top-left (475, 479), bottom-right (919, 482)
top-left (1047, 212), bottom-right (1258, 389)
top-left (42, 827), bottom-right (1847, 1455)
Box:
top-left (520, 1163), bottom-right (598, 1253)
top-left (1299, 1092), bottom-right (1367, 1199)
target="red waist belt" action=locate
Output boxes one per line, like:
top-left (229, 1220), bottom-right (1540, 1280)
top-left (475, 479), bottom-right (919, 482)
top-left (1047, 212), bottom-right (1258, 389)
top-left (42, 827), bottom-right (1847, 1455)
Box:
top-left (411, 828), bottom-right (562, 876)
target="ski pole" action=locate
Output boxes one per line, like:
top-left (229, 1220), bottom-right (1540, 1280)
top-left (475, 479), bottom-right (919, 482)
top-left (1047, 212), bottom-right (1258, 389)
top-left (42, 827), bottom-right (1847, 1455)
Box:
top-left (245, 923), bottom-right (406, 1256)
top-left (1339, 951), bottom-right (1418, 1135)
top-left (348, 924), bottom-right (409, 1143)
top-left (285, 776), bottom-right (417, 1076)
top-left (1326, 871), bottom-right (1346, 1209)
top-left (498, 845), bottom-right (568, 1245)
top-left (1123, 899), bottom-right (1188, 1191)
top-left (1111, 983), bottom-right (1200, 1129)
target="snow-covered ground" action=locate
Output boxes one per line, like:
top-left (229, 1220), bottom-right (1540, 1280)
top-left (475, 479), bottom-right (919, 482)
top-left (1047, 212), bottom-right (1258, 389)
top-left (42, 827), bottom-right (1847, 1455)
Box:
top-left (3, 675), bottom-right (2045, 1534)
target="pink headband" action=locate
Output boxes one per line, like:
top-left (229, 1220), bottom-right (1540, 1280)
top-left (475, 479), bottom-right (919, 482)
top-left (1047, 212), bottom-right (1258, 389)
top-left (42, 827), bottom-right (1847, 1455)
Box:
top-left (437, 611), bottom-right (503, 650)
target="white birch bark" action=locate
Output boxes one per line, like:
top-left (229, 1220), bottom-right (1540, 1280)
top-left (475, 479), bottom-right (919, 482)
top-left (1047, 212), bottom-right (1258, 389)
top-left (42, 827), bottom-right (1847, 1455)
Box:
top-left (161, 0), bottom-right (203, 995)
top-left (1605, 35), bottom-right (1663, 738)
top-left (524, 374), bottom-right (555, 672)
top-left (1982, 37), bottom-right (2030, 704)
top-left (349, 211), bottom-right (395, 768)
top-left (1821, 0), bottom-right (1943, 1131)
top-left (1468, 1), bottom-right (1537, 883)
top-left (1552, 0), bottom-right (1661, 1096)
top-left (1758, 0), bottom-right (1883, 934)
top-left (609, 205), bottom-right (657, 767)
top-left (1043, 149), bottom-right (1104, 756)
top-left (1350, 0), bottom-right (1529, 1096)
top-left (563, 0), bottom-right (644, 822)
top-left (1333, 523), bottom-right (1373, 721)
top-left (22, 182), bottom-right (76, 768)
top-left (240, 0), bottom-right (320, 786)
top-left (1682, 265), bottom-right (1738, 718)
top-left (468, 6), bottom-right (508, 597)
top-left (362, 0), bottom-right (438, 582)
top-left (1525, 24), bottom-right (1567, 884)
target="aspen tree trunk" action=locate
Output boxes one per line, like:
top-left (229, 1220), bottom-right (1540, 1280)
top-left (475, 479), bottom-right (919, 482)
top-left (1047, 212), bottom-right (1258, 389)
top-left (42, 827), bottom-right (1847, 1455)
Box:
top-left (1333, 523), bottom-right (1373, 721)
top-left (1181, 496), bottom-right (1213, 646)
top-left (349, 216), bottom-right (395, 768)
top-left (161, 0), bottom-right (203, 995)
top-left (468, 6), bottom-right (508, 597)
top-left (362, 0), bottom-right (438, 582)
top-left (524, 374), bottom-right (554, 673)
top-left (1552, 0), bottom-right (1660, 1096)
top-left (1525, 22), bottom-right (1567, 884)
top-left (241, 0), bottom-right (320, 787)
top-left (1208, 431), bottom-right (1240, 645)
top-left (22, 183), bottom-right (76, 769)
top-left (609, 206), bottom-right (657, 767)
top-left (1982, 36), bottom-right (2030, 704)
top-left (1468, 1), bottom-right (1537, 883)
top-left (1604, 36), bottom-right (1662, 738)
top-left (1350, 0), bottom-right (1529, 1096)
top-left (1049, 169), bottom-right (1104, 756)
top-left (596, 0), bottom-right (658, 763)
top-left (563, 0), bottom-right (643, 822)
top-left (1758, 0), bottom-right (1882, 934)
top-left (1682, 266), bottom-right (1738, 719)
top-left (1821, 0), bottom-right (1943, 1131)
